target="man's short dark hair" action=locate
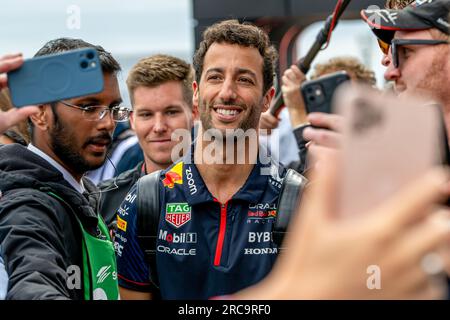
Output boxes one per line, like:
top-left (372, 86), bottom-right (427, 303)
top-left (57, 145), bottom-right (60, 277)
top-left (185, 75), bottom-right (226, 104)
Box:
top-left (193, 20), bottom-right (278, 94)
top-left (29, 38), bottom-right (121, 139)
top-left (34, 38), bottom-right (121, 74)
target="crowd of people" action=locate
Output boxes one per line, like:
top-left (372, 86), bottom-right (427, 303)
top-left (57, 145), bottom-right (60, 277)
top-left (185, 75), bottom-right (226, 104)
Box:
top-left (0, 0), bottom-right (449, 300)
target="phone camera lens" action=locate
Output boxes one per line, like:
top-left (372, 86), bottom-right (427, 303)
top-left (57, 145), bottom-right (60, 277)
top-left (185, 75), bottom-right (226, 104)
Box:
top-left (309, 96), bottom-right (315, 102)
top-left (80, 60), bottom-right (89, 69)
top-left (86, 52), bottom-right (94, 60)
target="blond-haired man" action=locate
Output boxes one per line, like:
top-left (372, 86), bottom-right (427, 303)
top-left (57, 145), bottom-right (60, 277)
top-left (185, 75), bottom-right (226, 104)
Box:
top-left (99, 54), bottom-right (196, 227)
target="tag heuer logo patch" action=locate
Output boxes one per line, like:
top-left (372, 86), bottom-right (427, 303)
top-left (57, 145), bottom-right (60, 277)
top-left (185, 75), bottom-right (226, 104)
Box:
top-left (165, 203), bottom-right (191, 228)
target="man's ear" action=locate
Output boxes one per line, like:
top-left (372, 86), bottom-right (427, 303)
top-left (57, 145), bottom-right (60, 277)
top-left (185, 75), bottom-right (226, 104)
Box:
top-left (192, 106), bottom-right (200, 122)
top-left (191, 105), bottom-right (199, 122)
top-left (262, 87), bottom-right (276, 113)
top-left (192, 81), bottom-right (199, 118)
top-left (192, 81), bottom-right (199, 107)
top-left (29, 104), bottom-right (51, 131)
top-left (129, 110), bottom-right (136, 131)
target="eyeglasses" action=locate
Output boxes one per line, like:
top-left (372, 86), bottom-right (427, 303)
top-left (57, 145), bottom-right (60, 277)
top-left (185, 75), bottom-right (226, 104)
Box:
top-left (59, 101), bottom-right (131, 122)
top-left (391, 39), bottom-right (448, 69)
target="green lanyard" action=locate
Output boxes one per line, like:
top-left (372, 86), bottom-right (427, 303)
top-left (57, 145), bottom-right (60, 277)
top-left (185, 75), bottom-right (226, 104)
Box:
top-left (48, 192), bottom-right (119, 300)
top-left (78, 214), bottom-right (119, 300)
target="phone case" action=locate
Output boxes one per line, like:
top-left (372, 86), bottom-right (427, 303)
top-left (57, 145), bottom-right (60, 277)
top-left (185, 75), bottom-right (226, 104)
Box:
top-left (8, 48), bottom-right (104, 107)
top-left (335, 84), bottom-right (444, 218)
top-left (301, 71), bottom-right (350, 114)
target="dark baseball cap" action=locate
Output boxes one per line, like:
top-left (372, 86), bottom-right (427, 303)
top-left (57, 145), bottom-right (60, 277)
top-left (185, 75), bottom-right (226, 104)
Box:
top-left (361, 0), bottom-right (450, 43)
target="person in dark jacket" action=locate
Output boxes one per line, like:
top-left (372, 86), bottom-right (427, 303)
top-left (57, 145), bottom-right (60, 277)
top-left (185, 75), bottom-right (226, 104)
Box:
top-left (0, 38), bottom-right (128, 300)
top-left (0, 144), bottom-right (103, 299)
top-left (98, 54), bottom-right (196, 229)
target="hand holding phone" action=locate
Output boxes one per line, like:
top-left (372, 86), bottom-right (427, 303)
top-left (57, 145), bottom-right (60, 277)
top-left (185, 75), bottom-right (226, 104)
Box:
top-left (7, 48), bottom-right (104, 107)
top-left (301, 71), bottom-right (350, 115)
top-left (0, 53), bottom-right (24, 90)
top-left (0, 53), bottom-right (40, 134)
top-left (335, 84), bottom-right (444, 218)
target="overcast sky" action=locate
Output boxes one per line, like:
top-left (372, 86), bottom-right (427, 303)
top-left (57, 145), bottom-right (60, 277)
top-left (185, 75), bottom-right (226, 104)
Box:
top-left (298, 20), bottom-right (385, 86)
top-left (0, 0), bottom-right (194, 104)
top-left (0, 1), bottom-right (386, 103)
top-left (0, 0), bottom-right (194, 58)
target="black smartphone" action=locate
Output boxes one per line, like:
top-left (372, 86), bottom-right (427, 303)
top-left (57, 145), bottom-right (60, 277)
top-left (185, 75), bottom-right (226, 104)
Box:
top-left (301, 71), bottom-right (350, 114)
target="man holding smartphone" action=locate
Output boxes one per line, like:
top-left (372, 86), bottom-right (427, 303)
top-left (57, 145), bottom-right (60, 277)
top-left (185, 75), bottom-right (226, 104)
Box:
top-left (0, 38), bottom-right (128, 299)
top-left (280, 57), bottom-right (377, 174)
top-left (303, 0), bottom-right (450, 297)
top-left (299, 0), bottom-right (449, 151)
top-left (360, 0), bottom-right (450, 134)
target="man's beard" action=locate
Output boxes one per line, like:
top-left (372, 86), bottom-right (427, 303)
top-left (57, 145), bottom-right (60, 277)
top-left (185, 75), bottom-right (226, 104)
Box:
top-left (50, 118), bottom-right (110, 175)
top-left (415, 47), bottom-right (450, 106)
top-left (199, 98), bottom-right (263, 137)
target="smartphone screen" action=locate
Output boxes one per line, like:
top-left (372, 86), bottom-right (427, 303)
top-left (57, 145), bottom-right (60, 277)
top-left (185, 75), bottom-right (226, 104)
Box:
top-left (335, 85), bottom-right (444, 218)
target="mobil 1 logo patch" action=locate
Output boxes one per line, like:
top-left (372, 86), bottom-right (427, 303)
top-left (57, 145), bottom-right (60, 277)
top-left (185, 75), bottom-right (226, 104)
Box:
top-left (159, 229), bottom-right (197, 244)
top-left (165, 203), bottom-right (191, 228)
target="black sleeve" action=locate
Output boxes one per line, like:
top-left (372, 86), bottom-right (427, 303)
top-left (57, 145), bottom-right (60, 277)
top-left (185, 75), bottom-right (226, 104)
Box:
top-left (0, 193), bottom-right (78, 300)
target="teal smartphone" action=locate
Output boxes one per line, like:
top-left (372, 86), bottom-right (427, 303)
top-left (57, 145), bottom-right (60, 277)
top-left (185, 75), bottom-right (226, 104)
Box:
top-left (7, 48), bottom-right (104, 107)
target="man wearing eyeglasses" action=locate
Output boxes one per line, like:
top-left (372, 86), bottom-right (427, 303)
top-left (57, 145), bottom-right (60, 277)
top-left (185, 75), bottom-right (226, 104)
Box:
top-left (302, 0), bottom-right (450, 150)
top-left (361, 0), bottom-right (450, 133)
top-left (0, 38), bottom-right (129, 300)
top-left (374, 0), bottom-right (415, 89)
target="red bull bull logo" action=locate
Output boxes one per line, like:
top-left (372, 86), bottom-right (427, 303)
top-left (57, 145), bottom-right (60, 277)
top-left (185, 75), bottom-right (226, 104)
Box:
top-left (162, 162), bottom-right (183, 189)
top-left (268, 210), bottom-right (277, 218)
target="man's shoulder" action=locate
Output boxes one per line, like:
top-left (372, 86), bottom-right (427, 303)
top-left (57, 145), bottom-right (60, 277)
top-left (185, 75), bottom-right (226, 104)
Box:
top-left (1, 187), bottom-right (61, 205)
top-left (0, 187), bottom-right (72, 227)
